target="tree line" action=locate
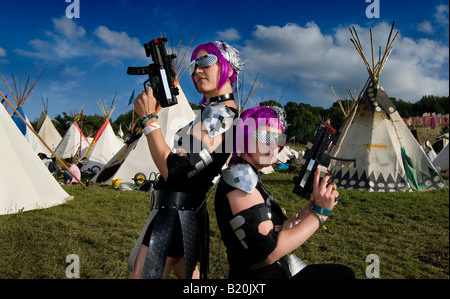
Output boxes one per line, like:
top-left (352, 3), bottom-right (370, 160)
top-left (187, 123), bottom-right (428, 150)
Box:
top-left (37, 94), bottom-right (448, 146)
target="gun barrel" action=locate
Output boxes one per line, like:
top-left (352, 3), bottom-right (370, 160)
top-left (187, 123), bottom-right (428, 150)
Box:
top-left (127, 66), bottom-right (151, 75)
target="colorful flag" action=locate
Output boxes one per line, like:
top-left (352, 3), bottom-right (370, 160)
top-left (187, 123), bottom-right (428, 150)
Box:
top-left (128, 90), bottom-right (135, 106)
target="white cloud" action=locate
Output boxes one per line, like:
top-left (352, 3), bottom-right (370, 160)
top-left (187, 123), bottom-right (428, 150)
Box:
top-left (434, 4), bottom-right (449, 26)
top-left (52, 16), bottom-right (86, 40)
top-left (0, 47), bottom-right (6, 57)
top-left (16, 17), bottom-right (91, 61)
top-left (241, 21), bottom-right (449, 107)
top-left (49, 80), bottom-right (79, 92)
top-left (93, 26), bottom-right (145, 62)
top-left (15, 16), bottom-right (144, 64)
top-left (217, 28), bottom-right (241, 41)
top-left (416, 21), bottom-right (435, 35)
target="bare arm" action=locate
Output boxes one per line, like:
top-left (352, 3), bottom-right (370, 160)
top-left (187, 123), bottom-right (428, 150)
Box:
top-left (134, 86), bottom-right (226, 181)
top-left (226, 168), bottom-right (339, 265)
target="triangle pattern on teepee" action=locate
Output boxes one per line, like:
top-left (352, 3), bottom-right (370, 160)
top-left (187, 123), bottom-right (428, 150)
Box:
top-left (329, 23), bottom-right (447, 192)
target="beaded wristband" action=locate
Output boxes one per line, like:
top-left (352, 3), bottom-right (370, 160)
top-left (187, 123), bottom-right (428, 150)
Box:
top-left (140, 113), bottom-right (158, 127)
top-left (310, 204), bottom-right (331, 216)
top-left (143, 122), bottom-right (161, 135)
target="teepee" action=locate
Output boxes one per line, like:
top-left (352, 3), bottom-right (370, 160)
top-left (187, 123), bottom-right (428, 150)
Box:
top-left (80, 99), bottom-right (124, 174)
top-left (328, 23), bottom-right (447, 192)
top-left (36, 97), bottom-right (62, 155)
top-left (0, 102), bottom-right (72, 215)
top-left (92, 37), bottom-right (195, 185)
top-left (0, 70), bottom-right (50, 155)
top-left (53, 110), bottom-right (90, 159)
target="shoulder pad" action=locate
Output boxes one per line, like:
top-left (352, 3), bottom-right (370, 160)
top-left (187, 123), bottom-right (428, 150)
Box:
top-left (202, 102), bottom-right (236, 138)
top-left (222, 163), bottom-right (258, 194)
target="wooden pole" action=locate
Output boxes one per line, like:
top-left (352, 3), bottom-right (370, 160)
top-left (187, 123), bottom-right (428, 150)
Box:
top-left (0, 90), bottom-right (86, 188)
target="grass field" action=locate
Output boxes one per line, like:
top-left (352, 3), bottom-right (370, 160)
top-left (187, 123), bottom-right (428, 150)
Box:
top-left (0, 170), bottom-right (448, 279)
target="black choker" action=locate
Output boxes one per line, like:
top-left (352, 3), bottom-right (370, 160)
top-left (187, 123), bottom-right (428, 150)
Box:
top-left (209, 93), bottom-right (234, 103)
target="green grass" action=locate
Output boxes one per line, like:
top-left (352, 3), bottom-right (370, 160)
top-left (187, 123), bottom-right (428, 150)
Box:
top-left (1, 172), bottom-right (448, 279)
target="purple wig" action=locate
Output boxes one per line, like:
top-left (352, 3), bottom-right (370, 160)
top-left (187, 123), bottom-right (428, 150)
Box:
top-left (191, 42), bottom-right (238, 107)
top-left (233, 106), bottom-right (285, 162)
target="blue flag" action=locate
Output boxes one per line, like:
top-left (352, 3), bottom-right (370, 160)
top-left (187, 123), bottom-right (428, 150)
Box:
top-left (128, 90), bottom-right (135, 106)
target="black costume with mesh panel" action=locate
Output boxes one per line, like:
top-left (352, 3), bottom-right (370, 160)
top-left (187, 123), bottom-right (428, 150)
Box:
top-left (128, 101), bottom-right (237, 279)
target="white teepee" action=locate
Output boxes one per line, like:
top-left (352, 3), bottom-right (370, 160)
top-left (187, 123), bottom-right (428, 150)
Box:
top-left (328, 24), bottom-right (447, 192)
top-left (80, 101), bottom-right (124, 174)
top-left (53, 116), bottom-right (90, 159)
top-left (36, 99), bottom-right (62, 155)
top-left (433, 143), bottom-right (449, 172)
top-left (0, 104), bottom-right (72, 215)
top-left (0, 71), bottom-right (50, 155)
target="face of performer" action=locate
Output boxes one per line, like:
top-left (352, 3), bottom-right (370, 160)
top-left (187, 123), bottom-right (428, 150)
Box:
top-left (193, 50), bottom-right (232, 99)
top-left (244, 126), bottom-right (284, 170)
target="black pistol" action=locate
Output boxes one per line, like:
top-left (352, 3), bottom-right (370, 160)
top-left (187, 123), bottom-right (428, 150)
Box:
top-left (127, 37), bottom-right (179, 107)
top-left (293, 123), bottom-right (340, 200)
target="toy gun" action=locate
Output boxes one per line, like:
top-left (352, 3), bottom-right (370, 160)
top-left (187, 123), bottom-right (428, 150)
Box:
top-left (293, 123), bottom-right (340, 200)
top-left (127, 37), bottom-right (179, 107)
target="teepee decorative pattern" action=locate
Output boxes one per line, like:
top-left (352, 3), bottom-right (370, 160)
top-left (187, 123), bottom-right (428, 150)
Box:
top-left (329, 23), bottom-right (447, 192)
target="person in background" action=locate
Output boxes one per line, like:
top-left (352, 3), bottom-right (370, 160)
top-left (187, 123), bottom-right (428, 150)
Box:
top-left (59, 157), bottom-right (81, 185)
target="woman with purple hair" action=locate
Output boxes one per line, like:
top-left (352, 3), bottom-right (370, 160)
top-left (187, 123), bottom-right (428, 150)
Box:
top-left (215, 106), bottom-right (355, 279)
top-left (129, 41), bottom-right (243, 279)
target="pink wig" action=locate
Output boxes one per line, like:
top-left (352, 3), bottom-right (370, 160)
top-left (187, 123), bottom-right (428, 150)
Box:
top-left (191, 42), bottom-right (238, 107)
top-left (233, 106), bottom-right (285, 162)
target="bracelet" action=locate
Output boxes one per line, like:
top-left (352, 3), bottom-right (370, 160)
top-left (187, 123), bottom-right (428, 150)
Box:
top-left (294, 213), bottom-right (302, 225)
top-left (312, 211), bottom-right (330, 233)
top-left (310, 204), bottom-right (331, 216)
top-left (140, 113), bottom-right (158, 127)
top-left (143, 122), bottom-right (161, 135)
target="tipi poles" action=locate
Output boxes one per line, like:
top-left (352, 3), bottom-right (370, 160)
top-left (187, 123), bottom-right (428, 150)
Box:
top-left (349, 22), bottom-right (399, 84)
top-left (0, 91), bottom-right (86, 189)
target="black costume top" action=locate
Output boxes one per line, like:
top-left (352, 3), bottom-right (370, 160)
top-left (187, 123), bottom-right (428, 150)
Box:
top-left (214, 159), bottom-right (290, 279)
top-left (128, 99), bottom-right (237, 279)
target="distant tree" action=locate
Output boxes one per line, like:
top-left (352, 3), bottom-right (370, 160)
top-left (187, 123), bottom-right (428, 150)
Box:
top-left (390, 97), bottom-right (414, 117)
top-left (186, 102), bottom-right (198, 110)
top-left (284, 102), bottom-right (321, 144)
top-left (259, 100), bottom-right (282, 108)
top-left (413, 95), bottom-right (449, 115)
top-left (54, 112), bottom-right (74, 136)
top-left (81, 114), bottom-right (104, 138)
top-left (53, 112), bottom-right (104, 137)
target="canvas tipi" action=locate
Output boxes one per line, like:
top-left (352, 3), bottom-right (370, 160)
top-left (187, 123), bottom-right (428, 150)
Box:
top-left (328, 23), bottom-right (447, 192)
top-left (36, 98), bottom-right (62, 155)
top-left (0, 102), bottom-right (72, 215)
top-left (80, 100), bottom-right (124, 174)
top-left (0, 71), bottom-right (50, 155)
top-left (53, 110), bottom-right (90, 159)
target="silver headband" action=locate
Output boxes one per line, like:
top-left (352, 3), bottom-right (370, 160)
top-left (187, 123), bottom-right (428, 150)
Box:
top-left (214, 41), bottom-right (244, 74)
top-left (270, 106), bottom-right (288, 129)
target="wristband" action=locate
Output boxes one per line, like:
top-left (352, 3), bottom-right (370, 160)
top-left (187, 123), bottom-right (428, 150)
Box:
top-left (312, 211), bottom-right (330, 233)
top-left (140, 113), bottom-right (158, 127)
top-left (143, 122), bottom-right (160, 135)
top-left (310, 204), bottom-right (331, 216)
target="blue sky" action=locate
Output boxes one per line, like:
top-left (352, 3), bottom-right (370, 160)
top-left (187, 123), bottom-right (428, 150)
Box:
top-left (1, 0), bottom-right (448, 121)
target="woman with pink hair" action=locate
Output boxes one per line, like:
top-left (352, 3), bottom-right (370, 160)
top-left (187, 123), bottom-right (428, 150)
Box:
top-left (129, 41), bottom-right (243, 279)
top-left (215, 106), bottom-right (355, 279)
